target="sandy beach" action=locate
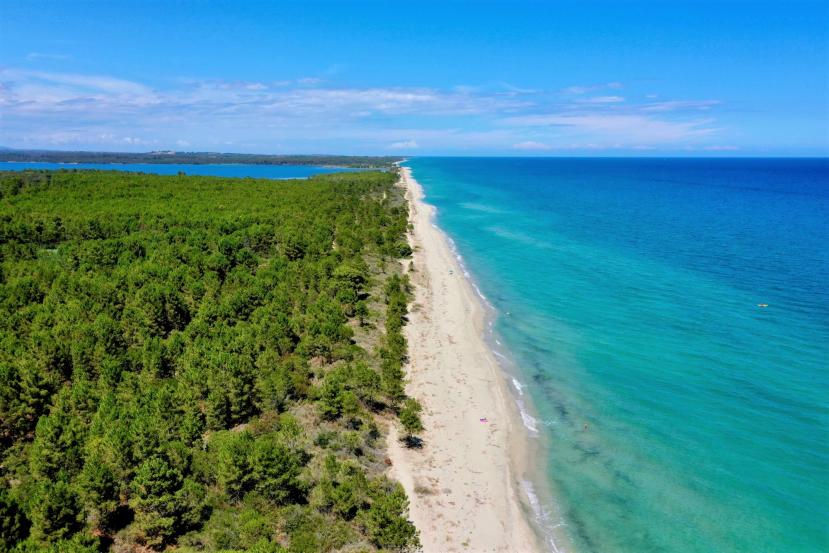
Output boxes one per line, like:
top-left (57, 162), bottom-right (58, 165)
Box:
top-left (387, 166), bottom-right (542, 553)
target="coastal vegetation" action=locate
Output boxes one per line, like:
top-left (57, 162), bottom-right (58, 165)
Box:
top-left (0, 150), bottom-right (402, 169)
top-left (0, 169), bottom-right (421, 552)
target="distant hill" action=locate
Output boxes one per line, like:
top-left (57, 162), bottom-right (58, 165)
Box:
top-left (0, 149), bottom-right (402, 168)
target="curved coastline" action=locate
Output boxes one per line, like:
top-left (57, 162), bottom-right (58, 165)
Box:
top-left (387, 165), bottom-right (559, 552)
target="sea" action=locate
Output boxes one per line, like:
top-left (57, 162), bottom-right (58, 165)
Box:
top-left (403, 158), bottom-right (828, 553)
top-left (0, 161), bottom-right (363, 179)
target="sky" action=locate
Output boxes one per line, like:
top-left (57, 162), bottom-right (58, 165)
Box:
top-left (0, 0), bottom-right (827, 156)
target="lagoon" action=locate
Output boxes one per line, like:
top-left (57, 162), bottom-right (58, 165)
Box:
top-left (0, 161), bottom-right (364, 179)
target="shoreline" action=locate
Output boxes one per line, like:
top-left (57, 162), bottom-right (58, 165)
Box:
top-left (387, 166), bottom-right (547, 552)
top-left (435, 227), bottom-right (570, 553)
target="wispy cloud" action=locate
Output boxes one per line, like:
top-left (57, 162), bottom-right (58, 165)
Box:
top-left (512, 140), bottom-right (553, 151)
top-left (7, 69), bottom-right (152, 95)
top-left (501, 114), bottom-right (718, 144)
top-left (10, 129), bottom-right (157, 147)
top-left (577, 95), bottom-right (625, 104)
top-left (388, 140), bottom-right (419, 149)
top-left (26, 52), bottom-right (72, 62)
top-left (563, 82), bottom-right (623, 95)
top-left (695, 145), bottom-right (739, 151)
top-left (0, 69), bottom-right (528, 120)
top-left (641, 100), bottom-right (721, 112)
top-left (0, 67), bottom-right (728, 153)
top-left (498, 82), bottom-right (541, 96)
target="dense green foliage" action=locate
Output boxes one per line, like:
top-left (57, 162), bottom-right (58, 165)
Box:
top-left (0, 169), bottom-right (419, 551)
top-left (0, 150), bottom-right (402, 168)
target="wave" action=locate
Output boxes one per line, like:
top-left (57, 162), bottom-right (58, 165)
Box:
top-left (517, 398), bottom-right (540, 435)
top-left (412, 161), bottom-right (569, 552)
top-left (522, 479), bottom-right (568, 553)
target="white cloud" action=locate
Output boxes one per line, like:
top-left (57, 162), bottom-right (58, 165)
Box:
top-left (498, 82), bottom-right (539, 95)
top-left (388, 140), bottom-right (419, 149)
top-left (12, 130), bottom-right (156, 147)
top-left (563, 82), bottom-right (624, 94)
top-left (13, 69), bottom-right (152, 95)
top-left (512, 140), bottom-right (552, 151)
top-left (578, 95), bottom-right (625, 104)
top-left (0, 68), bottom-right (531, 125)
top-left (0, 69), bottom-right (158, 115)
top-left (0, 67), bottom-right (729, 153)
top-left (501, 113), bottom-right (718, 143)
top-left (697, 145), bottom-right (739, 151)
top-left (642, 100), bottom-right (721, 112)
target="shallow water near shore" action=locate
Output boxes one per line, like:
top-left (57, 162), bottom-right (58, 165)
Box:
top-left (404, 158), bottom-right (829, 553)
top-left (431, 221), bottom-right (567, 551)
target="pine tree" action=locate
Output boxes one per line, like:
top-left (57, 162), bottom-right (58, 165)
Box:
top-left (28, 479), bottom-right (83, 544)
top-left (0, 486), bottom-right (30, 549)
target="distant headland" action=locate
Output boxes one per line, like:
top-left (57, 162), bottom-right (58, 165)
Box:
top-left (0, 148), bottom-right (402, 168)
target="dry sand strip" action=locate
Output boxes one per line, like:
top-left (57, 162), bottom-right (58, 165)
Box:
top-left (387, 167), bottom-right (543, 553)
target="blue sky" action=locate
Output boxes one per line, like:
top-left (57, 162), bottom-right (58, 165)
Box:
top-left (1, 0), bottom-right (827, 155)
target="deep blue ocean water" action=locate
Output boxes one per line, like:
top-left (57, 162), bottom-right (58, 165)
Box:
top-left (0, 161), bottom-right (362, 179)
top-left (404, 158), bottom-right (829, 553)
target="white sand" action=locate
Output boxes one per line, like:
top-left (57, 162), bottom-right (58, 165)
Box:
top-left (387, 167), bottom-right (542, 552)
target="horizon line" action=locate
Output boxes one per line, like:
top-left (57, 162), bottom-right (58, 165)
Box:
top-left (1, 147), bottom-right (826, 160)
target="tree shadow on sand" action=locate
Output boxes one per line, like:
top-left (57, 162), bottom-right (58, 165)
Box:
top-left (401, 435), bottom-right (424, 449)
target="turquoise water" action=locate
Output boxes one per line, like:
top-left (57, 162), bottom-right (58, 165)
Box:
top-left (0, 161), bottom-right (363, 179)
top-left (404, 158), bottom-right (829, 553)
